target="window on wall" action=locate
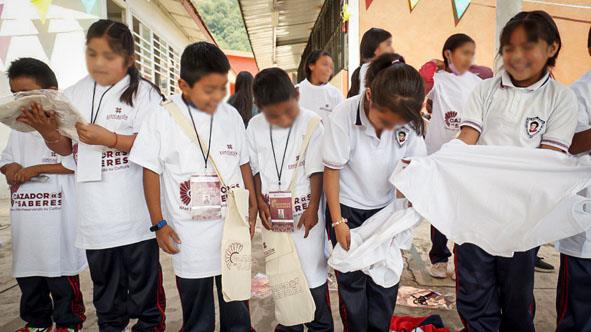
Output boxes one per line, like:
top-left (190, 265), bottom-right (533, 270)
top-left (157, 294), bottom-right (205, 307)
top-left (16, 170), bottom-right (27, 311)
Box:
top-left (106, 0), bottom-right (125, 23)
top-left (131, 16), bottom-right (181, 96)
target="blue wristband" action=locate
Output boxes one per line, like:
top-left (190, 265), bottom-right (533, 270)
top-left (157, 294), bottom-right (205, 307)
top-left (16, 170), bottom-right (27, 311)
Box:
top-left (150, 219), bottom-right (167, 232)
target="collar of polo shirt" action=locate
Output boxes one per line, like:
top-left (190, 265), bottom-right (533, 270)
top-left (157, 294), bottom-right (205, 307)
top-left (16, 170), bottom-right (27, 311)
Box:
top-left (354, 94), bottom-right (382, 139)
top-left (500, 70), bottom-right (551, 92)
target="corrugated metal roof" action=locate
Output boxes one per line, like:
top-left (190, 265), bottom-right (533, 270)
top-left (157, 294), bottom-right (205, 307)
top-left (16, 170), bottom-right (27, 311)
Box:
top-left (238, 0), bottom-right (325, 72)
top-left (156, 0), bottom-right (217, 44)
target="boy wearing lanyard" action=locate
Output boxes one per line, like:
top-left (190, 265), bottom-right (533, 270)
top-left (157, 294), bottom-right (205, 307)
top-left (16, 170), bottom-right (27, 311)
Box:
top-left (247, 68), bottom-right (333, 331)
top-left (130, 42), bottom-right (258, 332)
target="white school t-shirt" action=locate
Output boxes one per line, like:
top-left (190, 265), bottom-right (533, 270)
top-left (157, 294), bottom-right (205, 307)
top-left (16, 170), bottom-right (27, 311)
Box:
top-left (556, 70), bottom-right (591, 258)
top-left (425, 71), bottom-right (482, 154)
top-left (297, 79), bottom-right (344, 123)
top-left (63, 75), bottom-right (161, 249)
top-left (460, 70), bottom-right (577, 151)
top-left (0, 131), bottom-right (86, 277)
top-left (247, 109), bottom-right (328, 288)
top-left (323, 95), bottom-right (427, 210)
top-left (130, 94), bottom-right (249, 279)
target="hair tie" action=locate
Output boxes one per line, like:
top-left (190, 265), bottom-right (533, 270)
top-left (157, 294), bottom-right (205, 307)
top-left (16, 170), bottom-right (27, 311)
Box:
top-left (392, 59), bottom-right (401, 65)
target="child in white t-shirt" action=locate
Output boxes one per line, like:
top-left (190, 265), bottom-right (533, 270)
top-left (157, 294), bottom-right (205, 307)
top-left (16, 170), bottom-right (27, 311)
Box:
top-left (3, 58), bottom-right (86, 332)
top-left (424, 33), bottom-right (482, 280)
top-left (17, 20), bottom-right (167, 331)
top-left (297, 50), bottom-right (344, 123)
top-left (130, 42), bottom-right (258, 332)
top-left (248, 67), bottom-right (332, 331)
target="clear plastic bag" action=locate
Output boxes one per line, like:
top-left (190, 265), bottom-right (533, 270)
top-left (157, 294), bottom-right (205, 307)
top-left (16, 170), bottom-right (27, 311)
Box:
top-left (0, 90), bottom-right (86, 140)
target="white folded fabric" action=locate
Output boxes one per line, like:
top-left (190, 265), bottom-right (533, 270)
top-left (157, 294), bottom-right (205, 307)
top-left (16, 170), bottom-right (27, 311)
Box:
top-left (392, 139), bottom-right (591, 257)
top-left (328, 200), bottom-right (422, 288)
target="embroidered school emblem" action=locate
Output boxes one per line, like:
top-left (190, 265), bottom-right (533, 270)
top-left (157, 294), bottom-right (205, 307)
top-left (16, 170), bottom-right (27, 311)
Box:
top-left (395, 127), bottom-right (409, 147)
top-left (525, 117), bottom-right (545, 138)
top-left (444, 111), bottom-right (461, 130)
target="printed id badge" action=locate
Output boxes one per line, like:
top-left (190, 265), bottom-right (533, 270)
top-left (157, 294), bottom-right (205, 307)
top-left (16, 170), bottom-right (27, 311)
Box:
top-left (190, 174), bottom-right (222, 221)
top-left (269, 191), bottom-right (294, 232)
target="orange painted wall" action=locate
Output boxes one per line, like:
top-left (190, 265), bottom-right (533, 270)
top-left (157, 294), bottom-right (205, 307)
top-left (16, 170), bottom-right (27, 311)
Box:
top-left (360, 0), bottom-right (591, 84)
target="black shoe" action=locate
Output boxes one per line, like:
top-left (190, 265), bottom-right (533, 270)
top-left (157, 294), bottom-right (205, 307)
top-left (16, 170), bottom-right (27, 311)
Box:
top-left (535, 256), bottom-right (554, 273)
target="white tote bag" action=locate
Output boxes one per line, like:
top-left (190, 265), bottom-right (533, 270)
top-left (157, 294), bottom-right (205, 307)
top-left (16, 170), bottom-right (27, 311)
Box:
top-left (163, 100), bottom-right (252, 301)
top-left (261, 116), bottom-right (321, 325)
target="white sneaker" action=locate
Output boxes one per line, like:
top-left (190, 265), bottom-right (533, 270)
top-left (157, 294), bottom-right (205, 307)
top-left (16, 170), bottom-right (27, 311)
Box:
top-left (429, 262), bottom-right (448, 279)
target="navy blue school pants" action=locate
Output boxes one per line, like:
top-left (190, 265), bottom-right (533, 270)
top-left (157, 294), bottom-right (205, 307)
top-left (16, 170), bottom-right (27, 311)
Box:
top-left (17, 275), bottom-right (85, 329)
top-left (454, 243), bottom-right (536, 332)
top-left (429, 226), bottom-right (451, 264)
top-left (326, 204), bottom-right (399, 332)
top-left (176, 275), bottom-right (253, 332)
top-left (86, 239), bottom-right (166, 332)
top-left (556, 254), bottom-right (591, 332)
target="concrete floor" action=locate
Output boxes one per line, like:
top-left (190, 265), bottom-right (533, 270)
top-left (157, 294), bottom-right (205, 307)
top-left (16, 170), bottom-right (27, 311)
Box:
top-left (0, 199), bottom-right (561, 331)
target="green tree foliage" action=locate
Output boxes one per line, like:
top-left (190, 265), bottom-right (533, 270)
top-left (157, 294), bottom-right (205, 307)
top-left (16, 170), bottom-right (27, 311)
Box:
top-left (195, 0), bottom-right (251, 52)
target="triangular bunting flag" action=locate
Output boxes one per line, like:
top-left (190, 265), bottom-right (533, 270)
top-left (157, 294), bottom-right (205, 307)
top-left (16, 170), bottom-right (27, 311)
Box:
top-left (408, 0), bottom-right (421, 12)
top-left (80, 0), bottom-right (97, 14)
top-left (31, 0), bottom-right (52, 24)
top-left (452, 0), bottom-right (471, 24)
top-left (32, 20), bottom-right (57, 60)
top-left (365, 0), bottom-right (373, 10)
top-left (0, 36), bottom-right (11, 63)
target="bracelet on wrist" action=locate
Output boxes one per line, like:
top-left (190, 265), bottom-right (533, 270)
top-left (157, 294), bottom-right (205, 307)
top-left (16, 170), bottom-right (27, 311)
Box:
top-left (332, 217), bottom-right (348, 228)
top-left (108, 132), bottom-right (118, 149)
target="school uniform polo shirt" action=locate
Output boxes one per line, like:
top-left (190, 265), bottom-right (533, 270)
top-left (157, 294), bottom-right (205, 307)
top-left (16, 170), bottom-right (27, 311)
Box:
top-left (557, 70), bottom-right (591, 259)
top-left (322, 94), bottom-right (427, 210)
top-left (460, 70), bottom-right (578, 151)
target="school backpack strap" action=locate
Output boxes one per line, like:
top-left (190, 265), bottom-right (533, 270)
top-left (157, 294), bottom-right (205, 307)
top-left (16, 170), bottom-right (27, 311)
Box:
top-left (162, 100), bottom-right (227, 187)
top-left (287, 115), bottom-right (321, 194)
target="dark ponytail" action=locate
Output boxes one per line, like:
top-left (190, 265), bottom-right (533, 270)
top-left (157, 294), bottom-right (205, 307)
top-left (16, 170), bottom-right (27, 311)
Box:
top-left (368, 53), bottom-right (424, 136)
top-left (347, 65), bottom-right (362, 98)
top-left (86, 19), bottom-right (164, 107)
top-left (229, 71), bottom-right (254, 126)
top-left (365, 52), bottom-right (405, 88)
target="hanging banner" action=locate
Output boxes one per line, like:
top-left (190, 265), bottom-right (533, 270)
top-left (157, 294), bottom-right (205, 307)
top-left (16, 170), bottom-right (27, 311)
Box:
top-left (452, 0), bottom-right (471, 24)
top-left (31, 0), bottom-right (52, 24)
top-left (80, 0), bottom-right (97, 14)
top-left (408, 0), bottom-right (421, 11)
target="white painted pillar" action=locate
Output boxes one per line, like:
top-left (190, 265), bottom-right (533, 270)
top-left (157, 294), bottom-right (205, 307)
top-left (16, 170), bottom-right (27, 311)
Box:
top-left (347, 0), bottom-right (360, 79)
top-left (494, 0), bottom-right (523, 71)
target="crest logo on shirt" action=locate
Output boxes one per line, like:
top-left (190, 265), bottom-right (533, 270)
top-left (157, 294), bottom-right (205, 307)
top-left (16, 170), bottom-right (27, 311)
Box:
top-left (444, 111), bottom-right (461, 130)
top-left (227, 144), bottom-right (233, 150)
top-left (525, 117), bottom-right (545, 138)
top-left (115, 107), bottom-right (122, 114)
top-left (395, 127), bottom-right (409, 147)
top-left (180, 180), bottom-right (191, 206)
